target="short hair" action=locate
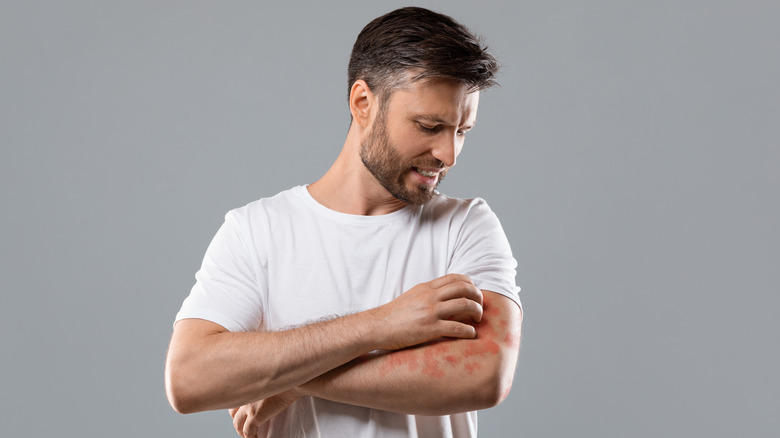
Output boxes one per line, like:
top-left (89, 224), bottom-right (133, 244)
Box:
top-left (347, 7), bottom-right (499, 105)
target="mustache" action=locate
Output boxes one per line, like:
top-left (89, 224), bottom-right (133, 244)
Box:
top-left (409, 159), bottom-right (446, 170)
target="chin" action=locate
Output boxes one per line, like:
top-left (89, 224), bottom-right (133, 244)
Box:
top-left (396, 185), bottom-right (437, 206)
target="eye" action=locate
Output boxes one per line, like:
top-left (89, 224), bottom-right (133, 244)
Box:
top-left (457, 128), bottom-right (472, 138)
top-left (418, 123), bottom-right (440, 133)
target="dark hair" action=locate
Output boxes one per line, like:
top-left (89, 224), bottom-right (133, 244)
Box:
top-left (347, 7), bottom-right (499, 105)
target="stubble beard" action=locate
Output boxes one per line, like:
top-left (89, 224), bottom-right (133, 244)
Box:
top-left (360, 111), bottom-right (446, 206)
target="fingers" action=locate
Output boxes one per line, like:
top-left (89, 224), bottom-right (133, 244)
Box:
top-left (435, 280), bottom-right (483, 308)
top-left (234, 404), bottom-right (260, 438)
top-left (428, 273), bottom-right (474, 289)
top-left (232, 406), bottom-right (247, 437)
top-left (243, 417), bottom-right (259, 438)
top-left (437, 319), bottom-right (477, 339)
top-left (230, 395), bottom-right (296, 438)
top-left (233, 406), bottom-right (258, 438)
top-left (437, 296), bottom-right (483, 324)
top-left (377, 274), bottom-right (482, 350)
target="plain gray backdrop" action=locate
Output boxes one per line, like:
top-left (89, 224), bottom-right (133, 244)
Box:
top-left (2, 1), bottom-right (778, 436)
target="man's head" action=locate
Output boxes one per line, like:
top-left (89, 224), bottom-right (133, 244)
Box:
top-left (348, 7), bottom-right (499, 108)
top-left (349, 7), bottom-right (496, 206)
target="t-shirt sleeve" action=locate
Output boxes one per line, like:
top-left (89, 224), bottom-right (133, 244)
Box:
top-left (175, 210), bottom-right (264, 332)
top-left (448, 199), bottom-right (522, 309)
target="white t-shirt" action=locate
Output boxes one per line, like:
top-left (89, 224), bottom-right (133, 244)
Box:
top-left (176, 185), bottom-right (521, 438)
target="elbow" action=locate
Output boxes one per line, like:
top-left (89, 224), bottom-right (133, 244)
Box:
top-left (168, 393), bottom-right (196, 415)
top-left (165, 368), bottom-right (194, 414)
top-left (472, 360), bottom-right (515, 410)
top-left (166, 386), bottom-right (197, 415)
top-left (478, 375), bottom-right (513, 409)
top-left (165, 360), bottom-right (206, 414)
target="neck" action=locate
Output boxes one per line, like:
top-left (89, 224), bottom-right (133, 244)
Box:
top-left (307, 123), bottom-right (407, 216)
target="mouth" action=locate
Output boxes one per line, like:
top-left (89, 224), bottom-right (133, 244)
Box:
top-left (412, 167), bottom-right (443, 186)
top-left (414, 168), bottom-right (440, 178)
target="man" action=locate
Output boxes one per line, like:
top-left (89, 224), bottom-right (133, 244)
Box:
top-left (165, 7), bottom-right (522, 438)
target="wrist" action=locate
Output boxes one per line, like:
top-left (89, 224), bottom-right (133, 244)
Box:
top-left (286, 386), bottom-right (306, 399)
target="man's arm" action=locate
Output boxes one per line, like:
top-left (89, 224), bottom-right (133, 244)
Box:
top-left (231, 290), bottom-right (521, 437)
top-left (165, 274), bottom-right (484, 413)
top-left (294, 291), bottom-right (522, 415)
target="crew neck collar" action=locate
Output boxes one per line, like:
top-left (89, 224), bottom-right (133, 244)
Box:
top-left (295, 185), bottom-right (417, 225)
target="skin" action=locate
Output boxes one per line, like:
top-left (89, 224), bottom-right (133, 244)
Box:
top-left (164, 75), bottom-right (523, 438)
top-left (230, 291), bottom-right (520, 437)
top-left (305, 76), bottom-right (476, 215)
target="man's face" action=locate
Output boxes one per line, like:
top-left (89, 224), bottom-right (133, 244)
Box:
top-left (360, 78), bottom-right (479, 205)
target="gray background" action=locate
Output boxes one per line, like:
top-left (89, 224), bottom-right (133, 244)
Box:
top-left (2, 0), bottom-right (778, 436)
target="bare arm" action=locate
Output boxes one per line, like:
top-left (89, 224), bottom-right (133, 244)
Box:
top-left (295, 291), bottom-right (522, 415)
top-left (165, 274), bottom-right (484, 413)
top-left (230, 291), bottom-right (521, 437)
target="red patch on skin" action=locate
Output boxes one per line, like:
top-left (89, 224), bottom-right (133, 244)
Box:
top-left (379, 348), bottom-right (419, 377)
top-left (428, 342), bottom-right (450, 354)
top-left (476, 319), bottom-right (497, 339)
top-left (444, 355), bottom-right (460, 364)
top-left (462, 338), bottom-right (500, 357)
top-left (482, 300), bottom-right (500, 318)
top-left (467, 299), bottom-right (500, 357)
top-left (464, 362), bottom-right (482, 375)
top-left (422, 355), bottom-right (445, 378)
top-left (380, 341), bottom-right (455, 379)
top-left (504, 332), bottom-right (520, 349)
top-left (420, 341), bottom-right (450, 378)
top-left (465, 315), bottom-right (498, 358)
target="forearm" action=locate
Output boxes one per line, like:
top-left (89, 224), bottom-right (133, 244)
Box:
top-left (166, 311), bottom-right (379, 413)
top-left (298, 292), bottom-right (522, 415)
top-left (166, 274), bottom-right (486, 414)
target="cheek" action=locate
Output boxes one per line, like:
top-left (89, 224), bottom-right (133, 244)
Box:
top-left (395, 132), bottom-right (425, 153)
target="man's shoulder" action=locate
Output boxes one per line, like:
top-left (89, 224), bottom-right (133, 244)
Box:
top-left (221, 186), bottom-right (306, 227)
top-left (231, 186), bottom-right (304, 213)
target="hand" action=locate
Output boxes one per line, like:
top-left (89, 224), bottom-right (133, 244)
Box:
top-left (229, 391), bottom-right (299, 438)
top-left (371, 273), bottom-right (483, 350)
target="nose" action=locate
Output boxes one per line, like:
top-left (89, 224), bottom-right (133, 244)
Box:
top-left (431, 134), bottom-right (459, 168)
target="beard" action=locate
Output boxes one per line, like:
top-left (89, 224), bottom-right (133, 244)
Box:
top-left (360, 111), bottom-right (447, 206)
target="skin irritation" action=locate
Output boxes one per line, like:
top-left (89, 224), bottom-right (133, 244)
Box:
top-left (377, 293), bottom-right (515, 378)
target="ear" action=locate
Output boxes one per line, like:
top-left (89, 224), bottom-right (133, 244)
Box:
top-left (349, 80), bottom-right (376, 128)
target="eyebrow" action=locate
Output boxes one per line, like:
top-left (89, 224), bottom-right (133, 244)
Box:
top-left (410, 113), bottom-right (476, 130)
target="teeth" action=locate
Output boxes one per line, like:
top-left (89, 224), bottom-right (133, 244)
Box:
top-left (417, 169), bottom-right (438, 177)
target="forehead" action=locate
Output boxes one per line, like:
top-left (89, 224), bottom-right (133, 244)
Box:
top-left (385, 78), bottom-right (480, 126)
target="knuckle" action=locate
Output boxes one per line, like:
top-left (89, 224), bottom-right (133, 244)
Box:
top-left (456, 273), bottom-right (472, 283)
top-left (462, 297), bottom-right (478, 310)
top-left (449, 322), bottom-right (465, 336)
top-left (455, 322), bottom-right (474, 338)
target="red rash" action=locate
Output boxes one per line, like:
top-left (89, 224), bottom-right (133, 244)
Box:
top-left (482, 298), bottom-right (501, 317)
top-left (504, 331), bottom-right (520, 349)
top-left (464, 362), bottom-right (482, 375)
top-left (377, 294), bottom-right (518, 379)
top-left (444, 355), bottom-right (460, 364)
top-left (462, 295), bottom-right (502, 357)
top-left (379, 341), bottom-right (450, 378)
top-left (378, 348), bottom-right (419, 377)
top-left (421, 341), bottom-right (449, 378)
